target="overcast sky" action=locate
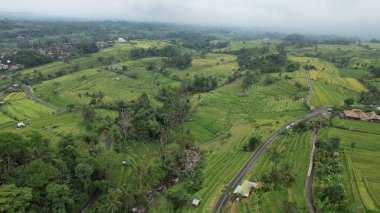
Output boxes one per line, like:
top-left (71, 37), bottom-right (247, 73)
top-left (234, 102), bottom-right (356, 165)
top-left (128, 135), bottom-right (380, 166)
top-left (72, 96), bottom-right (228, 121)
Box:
top-left (1, 0), bottom-right (379, 37)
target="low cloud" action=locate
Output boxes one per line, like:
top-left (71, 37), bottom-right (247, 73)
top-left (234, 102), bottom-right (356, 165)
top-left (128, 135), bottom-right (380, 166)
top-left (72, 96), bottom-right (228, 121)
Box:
top-left (1, 0), bottom-right (379, 37)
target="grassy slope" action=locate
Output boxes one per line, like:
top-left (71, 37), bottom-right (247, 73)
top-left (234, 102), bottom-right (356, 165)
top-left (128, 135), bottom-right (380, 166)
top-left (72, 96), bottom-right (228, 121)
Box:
top-left (153, 68), bottom-right (309, 212)
top-left (318, 118), bottom-right (380, 212)
top-left (289, 56), bottom-right (366, 107)
top-left (225, 131), bottom-right (312, 213)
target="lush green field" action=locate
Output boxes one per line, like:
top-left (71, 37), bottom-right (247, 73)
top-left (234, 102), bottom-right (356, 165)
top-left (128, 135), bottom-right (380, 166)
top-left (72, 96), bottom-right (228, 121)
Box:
top-left (30, 62), bottom-right (178, 107)
top-left (170, 53), bottom-right (237, 83)
top-left (289, 56), bottom-right (366, 107)
top-left (0, 93), bottom-right (55, 121)
top-left (20, 41), bottom-right (170, 77)
top-left (2, 37), bottom-right (380, 213)
top-left (319, 118), bottom-right (380, 212)
top-left (211, 40), bottom-right (281, 53)
top-left (153, 68), bottom-right (309, 212)
top-left (222, 131), bottom-right (312, 213)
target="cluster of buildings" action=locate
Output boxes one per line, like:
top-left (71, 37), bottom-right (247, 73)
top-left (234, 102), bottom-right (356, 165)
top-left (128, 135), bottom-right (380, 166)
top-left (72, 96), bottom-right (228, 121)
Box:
top-left (0, 55), bottom-right (25, 71)
top-left (96, 41), bottom-right (114, 50)
top-left (340, 109), bottom-right (380, 122)
top-left (37, 43), bottom-right (74, 59)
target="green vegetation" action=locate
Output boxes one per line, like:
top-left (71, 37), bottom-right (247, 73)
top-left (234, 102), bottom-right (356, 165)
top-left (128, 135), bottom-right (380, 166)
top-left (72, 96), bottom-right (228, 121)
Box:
top-left (314, 137), bottom-right (349, 211)
top-left (226, 131), bottom-right (312, 213)
top-left (9, 50), bottom-right (52, 68)
top-left (1, 19), bottom-right (380, 213)
top-left (318, 119), bottom-right (380, 212)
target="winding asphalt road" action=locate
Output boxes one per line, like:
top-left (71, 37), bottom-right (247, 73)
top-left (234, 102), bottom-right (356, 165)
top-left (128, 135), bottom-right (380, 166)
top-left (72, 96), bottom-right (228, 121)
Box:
top-left (212, 107), bottom-right (329, 213)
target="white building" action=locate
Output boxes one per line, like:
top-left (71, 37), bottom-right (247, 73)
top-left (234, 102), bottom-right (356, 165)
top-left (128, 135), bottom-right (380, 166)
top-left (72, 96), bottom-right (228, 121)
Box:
top-left (0, 64), bottom-right (8, 70)
top-left (118, 38), bottom-right (127, 43)
top-left (17, 122), bottom-right (26, 128)
top-left (192, 199), bottom-right (201, 206)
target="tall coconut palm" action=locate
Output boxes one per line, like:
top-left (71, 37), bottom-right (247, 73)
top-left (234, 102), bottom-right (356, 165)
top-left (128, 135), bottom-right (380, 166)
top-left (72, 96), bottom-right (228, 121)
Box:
top-left (105, 188), bottom-right (122, 213)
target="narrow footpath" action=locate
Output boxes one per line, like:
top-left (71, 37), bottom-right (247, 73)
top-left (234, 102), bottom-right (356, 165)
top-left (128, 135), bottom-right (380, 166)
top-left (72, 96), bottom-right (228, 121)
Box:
top-left (22, 84), bottom-right (64, 111)
top-left (305, 129), bottom-right (317, 213)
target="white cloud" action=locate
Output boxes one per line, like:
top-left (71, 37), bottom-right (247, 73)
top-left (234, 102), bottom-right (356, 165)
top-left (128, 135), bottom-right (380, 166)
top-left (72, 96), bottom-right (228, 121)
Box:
top-left (0, 0), bottom-right (379, 37)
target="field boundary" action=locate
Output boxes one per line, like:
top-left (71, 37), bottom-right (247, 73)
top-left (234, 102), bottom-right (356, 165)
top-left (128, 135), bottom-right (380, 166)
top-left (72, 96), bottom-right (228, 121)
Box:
top-left (22, 84), bottom-right (65, 112)
top-left (305, 129), bottom-right (317, 213)
top-left (212, 108), bottom-right (329, 212)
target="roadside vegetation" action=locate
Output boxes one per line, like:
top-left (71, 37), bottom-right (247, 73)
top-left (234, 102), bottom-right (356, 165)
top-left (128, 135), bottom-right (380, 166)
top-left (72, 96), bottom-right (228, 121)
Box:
top-left (0, 20), bottom-right (380, 213)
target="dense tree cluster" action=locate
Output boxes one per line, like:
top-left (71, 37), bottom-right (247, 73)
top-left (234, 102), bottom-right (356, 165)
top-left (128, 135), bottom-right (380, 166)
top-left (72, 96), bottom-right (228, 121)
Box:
top-left (368, 65), bottom-right (380, 78)
top-left (242, 136), bottom-right (261, 151)
top-left (260, 148), bottom-right (295, 190)
top-left (314, 137), bottom-right (349, 211)
top-left (129, 45), bottom-right (178, 59)
top-left (74, 40), bottom-right (98, 54)
top-left (186, 76), bottom-right (218, 93)
top-left (358, 85), bottom-right (380, 105)
top-left (236, 48), bottom-right (298, 74)
top-left (10, 50), bottom-right (52, 68)
top-left (166, 32), bottom-right (215, 50)
top-left (0, 132), bottom-right (102, 212)
top-left (163, 53), bottom-right (192, 69)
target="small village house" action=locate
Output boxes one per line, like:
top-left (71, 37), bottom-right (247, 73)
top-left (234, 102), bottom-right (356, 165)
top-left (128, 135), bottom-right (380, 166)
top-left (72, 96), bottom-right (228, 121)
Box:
top-left (233, 180), bottom-right (258, 197)
top-left (17, 122), bottom-right (26, 128)
top-left (192, 199), bottom-right (201, 207)
top-left (341, 109), bottom-right (380, 122)
top-left (118, 37), bottom-right (127, 43)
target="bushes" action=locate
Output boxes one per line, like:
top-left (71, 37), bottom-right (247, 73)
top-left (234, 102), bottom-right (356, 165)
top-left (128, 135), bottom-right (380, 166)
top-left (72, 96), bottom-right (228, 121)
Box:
top-left (129, 45), bottom-right (178, 59)
top-left (10, 50), bottom-right (52, 68)
top-left (186, 158), bottom-right (204, 193)
top-left (75, 40), bottom-right (98, 54)
top-left (242, 136), bottom-right (261, 151)
top-left (314, 137), bottom-right (348, 211)
top-left (190, 76), bottom-right (218, 93)
top-left (166, 191), bottom-right (191, 212)
top-left (163, 53), bottom-right (192, 69)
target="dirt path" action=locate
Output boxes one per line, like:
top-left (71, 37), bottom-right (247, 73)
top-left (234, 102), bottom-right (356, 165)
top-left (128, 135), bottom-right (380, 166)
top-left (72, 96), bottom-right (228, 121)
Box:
top-left (22, 84), bottom-right (64, 111)
top-left (305, 129), bottom-right (317, 213)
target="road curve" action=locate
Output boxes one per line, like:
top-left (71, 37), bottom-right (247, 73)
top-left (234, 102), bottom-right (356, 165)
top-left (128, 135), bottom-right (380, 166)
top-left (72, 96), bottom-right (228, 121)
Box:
top-left (212, 108), bottom-right (329, 213)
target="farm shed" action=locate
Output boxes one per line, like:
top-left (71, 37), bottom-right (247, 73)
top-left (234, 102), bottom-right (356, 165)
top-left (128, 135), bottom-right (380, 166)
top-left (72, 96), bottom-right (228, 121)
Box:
top-left (17, 122), bottom-right (26, 128)
top-left (192, 199), bottom-right (201, 206)
top-left (233, 180), bottom-right (257, 197)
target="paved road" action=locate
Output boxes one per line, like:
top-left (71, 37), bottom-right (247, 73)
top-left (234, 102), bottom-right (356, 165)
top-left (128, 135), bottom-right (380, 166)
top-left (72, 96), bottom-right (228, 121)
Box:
top-left (22, 84), bottom-right (64, 111)
top-left (212, 108), bottom-right (329, 213)
top-left (305, 130), bottom-right (317, 213)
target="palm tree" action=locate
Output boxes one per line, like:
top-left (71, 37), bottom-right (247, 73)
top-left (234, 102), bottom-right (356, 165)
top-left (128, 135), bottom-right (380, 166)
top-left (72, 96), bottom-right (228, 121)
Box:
top-left (105, 188), bottom-right (122, 213)
top-left (121, 186), bottom-right (136, 212)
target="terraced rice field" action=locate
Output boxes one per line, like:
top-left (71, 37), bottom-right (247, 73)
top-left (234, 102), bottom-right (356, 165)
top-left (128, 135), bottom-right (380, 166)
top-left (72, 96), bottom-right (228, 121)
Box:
top-left (223, 131), bottom-right (312, 213)
top-left (319, 119), bottom-right (380, 212)
top-left (211, 40), bottom-right (281, 52)
top-left (0, 98), bottom-right (54, 121)
top-left (168, 75), bottom-right (309, 212)
top-left (289, 56), bottom-right (366, 107)
top-left (20, 40), bottom-right (170, 77)
top-left (3, 92), bottom-right (26, 101)
top-left (32, 64), bottom-right (178, 107)
top-left (170, 53), bottom-right (238, 82)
